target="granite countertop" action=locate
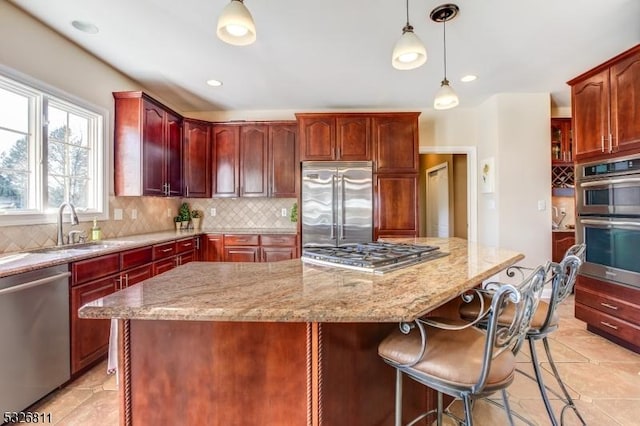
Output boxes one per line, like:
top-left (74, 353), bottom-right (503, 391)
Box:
top-left (0, 228), bottom-right (298, 278)
top-left (78, 237), bottom-right (524, 323)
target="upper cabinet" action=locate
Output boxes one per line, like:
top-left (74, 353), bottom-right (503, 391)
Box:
top-left (212, 122), bottom-right (298, 198)
top-left (297, 114), bottom-right (371, 161)
top-left (114, 92), bottom-right (183, 197)
top-left (569, 44), bottom-right (640, 162)
top-left (372, 113), bottom-right (419, 173)
top-left (551, 118), bottom-right (573, 164)
top-left (183, 119), bottom-right (211, 198)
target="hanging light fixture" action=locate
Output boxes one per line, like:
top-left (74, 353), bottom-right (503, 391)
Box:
top-left (392, 0), bottom-right (427, 70)
top-left (431, 4), bottom-right (459, 110)
top-left (217, 0), bottom-right (256, 46)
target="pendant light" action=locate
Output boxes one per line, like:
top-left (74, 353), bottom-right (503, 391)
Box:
top-left (217, 0), bottom-right (256, 46)
top-left (392, 0), bottom-right (427, 70)
top-left (431, 4), bottom-right (459, 110)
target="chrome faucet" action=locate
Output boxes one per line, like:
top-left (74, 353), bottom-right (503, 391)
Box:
top-left (552, 206), bottom-right (566, 230)
top-left (57, 202), bottom-right (79, 246)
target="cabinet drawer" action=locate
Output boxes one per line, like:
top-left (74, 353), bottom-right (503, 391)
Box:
top-left (575, 303), bottom-right (640, 347)
top-left (153, 242), bottom-right (176, 260)
top-left (154, 257), bottom-right (176, 275)
top-left (175, 237), bottom-right (196, 254)
top-left (261, 234), bottom-right (297, 247)
top-left (575, 287), bottom-right (640, 325)
top-left (120, 264), bottom-right (153, 289)
top-left (72, 253), bottom-right (120, 286)
top-left (224, 234), bottom-right (259, 246)
top-left (121, 246), bottom-right (153, 270)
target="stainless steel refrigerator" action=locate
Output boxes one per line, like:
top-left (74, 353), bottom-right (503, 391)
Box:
top-left (301, 161), bottom-right (373, 247)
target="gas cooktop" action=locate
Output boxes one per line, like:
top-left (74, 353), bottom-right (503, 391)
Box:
top-left (301, 242), bottom-right (448, 274)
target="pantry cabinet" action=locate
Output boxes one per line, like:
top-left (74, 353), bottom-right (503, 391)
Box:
top-left (569, 44), bottom-right (640, 161)
top-left (114, 92), bottom-right (183, 197)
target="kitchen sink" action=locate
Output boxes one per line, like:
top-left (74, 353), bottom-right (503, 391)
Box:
top-left (29, 241), bottom-right (128, 254)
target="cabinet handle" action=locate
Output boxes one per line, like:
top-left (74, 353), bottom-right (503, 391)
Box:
top-left (115, 276), bottom-right (123, 290)
top-left (600, 321), bottom-right (618, 330)
top-left (600, 302), bottom-right (619, 310)
top-left (601, 135), bottom-right (606, 152)
top-left (161, 248), bottom-right (173, 253)
top-left (167, 183), bottom-right (171, 196)
top-left (609, 133), bottom-right (614, 153)
top-left (185, 185), bottom-right (189, 197)
top-left (195, 238), bottom-right (200, 250)
top-left (182, 242), bottom-right (192, 247)
top-left (123, 274), bottom-right (129, 289)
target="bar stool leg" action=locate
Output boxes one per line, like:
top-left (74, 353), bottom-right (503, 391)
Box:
top-left (462, 394), bottom-right (474, 426)
top-left (395, 369), bottom-right (403, 426)
top-left (542, 337), bottom-right (587, 425)
top-left (501, 389), bottom-right (515, 426)
top-left (437, 391), bottom-right (443, 426)
top-left (529, 338), bottom-right (559, 426)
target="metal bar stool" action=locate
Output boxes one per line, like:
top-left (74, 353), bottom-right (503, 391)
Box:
top-left (378, 264), bottom-right (547, 426)
top-left (460, 244), bottom-right (586, 426)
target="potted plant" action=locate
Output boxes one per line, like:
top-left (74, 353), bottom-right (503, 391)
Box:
top-left (173, 216), bottom-right (181, 232)
top-left (177, 203), bottom-right (191, 230)
top-left (191, 210), bottom-right (202, 230)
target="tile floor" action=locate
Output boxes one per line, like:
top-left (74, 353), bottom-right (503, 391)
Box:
top-left (17, 296), bottom-right (640, 425)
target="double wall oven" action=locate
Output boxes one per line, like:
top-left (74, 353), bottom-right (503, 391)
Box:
top-left (576, 154), bottom-right (640, 289)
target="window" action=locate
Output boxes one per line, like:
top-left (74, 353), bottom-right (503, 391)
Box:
top-left (0, 72), bottom-right (105, 224)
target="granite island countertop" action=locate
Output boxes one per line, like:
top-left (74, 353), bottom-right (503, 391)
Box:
top-left (79, 237), bottom-right (524, 323)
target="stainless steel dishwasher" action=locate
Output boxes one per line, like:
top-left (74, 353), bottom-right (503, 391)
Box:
top-left (0, 264), bottom-right (71, 414)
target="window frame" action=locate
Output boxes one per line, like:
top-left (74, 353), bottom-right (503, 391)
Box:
top-left (0, 66), bottom-right (108, 226)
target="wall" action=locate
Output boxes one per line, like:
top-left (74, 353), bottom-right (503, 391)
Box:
top-left (452, 155), bottom-right (468, 239)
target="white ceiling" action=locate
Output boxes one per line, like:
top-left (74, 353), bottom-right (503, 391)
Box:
top-left (10, 0), bottom-right (640, 113)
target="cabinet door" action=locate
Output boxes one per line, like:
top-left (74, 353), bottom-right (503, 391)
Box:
top-left (610, 51), bottom-right (640, 155)
top-left (374, 174), bottom-right (418, 240)
top-left (142, 100), bottom-right (167, 196)
top-left (572, 69), bottom-right (609, 161)
top-left (240, 125), bottom-right (268, 197)
top-left (372, 114), bottom-right (419, 173)
top-left (122, 264), bottom-right (153, 288)
top-left (204, 234), bottom-right (224, 262)
top-left (298, 115), bottom-right (335, 161)
top-left (70, 275), bottom-right (118, 374)
top-left (336, 116), bottom-right (371, 161)
top-left (72, 253), bottom-right (120, 286)
top-left (261, 247), bottom-right (296, 262)
top-left (551, 118), bottom-right (573, 164)
top-left (154, 257), bottom-right (176, 275)
top-left (166, 111), bottom-right (183, 196)
top-left (552, 233), bottom-right (575, 263)
top-left (183, 120), bottom-right (212, 198)
top-left (269, 124), bottom-right (298, 197)
top-left (224, 246), bottom-right (260, 262)
top-left (178, 251), bottom-right (196, 266)
top-left (212, 125), bottom-right (240, 197)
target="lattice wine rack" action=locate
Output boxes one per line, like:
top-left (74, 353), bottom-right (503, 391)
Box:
top-left (552, 165), bottom-right (574, 188)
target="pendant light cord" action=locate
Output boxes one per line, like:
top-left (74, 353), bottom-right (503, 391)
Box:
top-left (443, 18), bottom-right (448, 80)
top-left (405, 0), bottom-right (409, 25)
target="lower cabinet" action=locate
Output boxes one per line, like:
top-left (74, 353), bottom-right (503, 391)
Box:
top-left (552, 231), bottom-right (575, 263)
top-left (575, 275), bottom-right (640, 353)
top-left (204, 233), bottom-right (298, 262)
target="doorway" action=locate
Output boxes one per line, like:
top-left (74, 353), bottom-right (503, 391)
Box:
top-left (426, 163), bottom-right (450, 237)
top-left (419, 146), bottom-right (477, 242)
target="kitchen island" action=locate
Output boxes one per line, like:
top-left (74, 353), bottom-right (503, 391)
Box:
top-left (79, 237), bottom-right (523, 426)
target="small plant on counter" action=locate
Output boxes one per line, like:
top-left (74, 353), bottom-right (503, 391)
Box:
top-left (290, 202), bottom-right (298, 222)
top-left (178, 203), bottom-right (191, 222)
top-left (191, 210), bottom-right (202, 218)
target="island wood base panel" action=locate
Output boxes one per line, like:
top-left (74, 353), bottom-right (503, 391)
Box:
top-left (118, 319), bottom-right (435, 425)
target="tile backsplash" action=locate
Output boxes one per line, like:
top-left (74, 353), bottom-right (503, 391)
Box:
top-left (0, 196), bottom-right (298, 254)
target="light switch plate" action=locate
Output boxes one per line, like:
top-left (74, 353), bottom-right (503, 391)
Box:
top-left (537, 200), bottom-right (546, 211)
top-left (114, 208), bottom-right (123, 220)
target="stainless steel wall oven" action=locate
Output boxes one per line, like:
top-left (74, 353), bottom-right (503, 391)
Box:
top-left (576, 154), bottom-right (640, 288)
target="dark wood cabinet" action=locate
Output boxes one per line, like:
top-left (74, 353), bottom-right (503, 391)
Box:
top-left (260, 234), bottom-right (298, 261)
top-left (203, 234), bottom-right (224, 262)
top-left (224, 234), bottom-right (260, 262)
top-left (374, 174), bottom-right (418, 239)
top-left (212, 125), bottom-right (240, 197)
top-left (240, 124), bottom-right (269, 197)
top-left (114, 92), bottom-right (183, 197)
top-left (298, 114), bottom-right (371, 161)
top-left (569, 44), bottom-right (640, 161)
top-left (372, 113), bottom-right (419, 174)
top-left (575, 275), bottom-right (640, 353)
top-left (551, 118), bottom-right (573, 164)
top-left (269, 123), bottom-right (298, 197)
top-left (551, 231), bottom-right (575, 263)
top-left (183, 119), bottom-right (211, 198)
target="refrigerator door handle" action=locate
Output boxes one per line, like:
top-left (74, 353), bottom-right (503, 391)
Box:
top-left (339, 175), bottom-right (346, 240)
top-left (330, 175), bottom-right (337, 240)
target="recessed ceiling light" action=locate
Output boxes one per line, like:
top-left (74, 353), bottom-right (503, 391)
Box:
top-left (461, 75), bottom-right (477, 83)
top-left (71, 20), bottom-right (99, 34)
top-left (206, 79), bottom-right (223, 87)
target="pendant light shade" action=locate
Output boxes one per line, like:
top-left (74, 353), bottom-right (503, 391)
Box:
top-left (392, 0), bottom-right (426, 70)
top-left (217, 0), bottom-right (256, 46)
top-left (431, 4), bottom-right (460, 110)
top-left (434, 78), bottom-right (459, 110)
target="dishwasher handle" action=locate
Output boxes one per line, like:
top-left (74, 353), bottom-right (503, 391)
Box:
top-left (0, 271), bottom-right (71, 296)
